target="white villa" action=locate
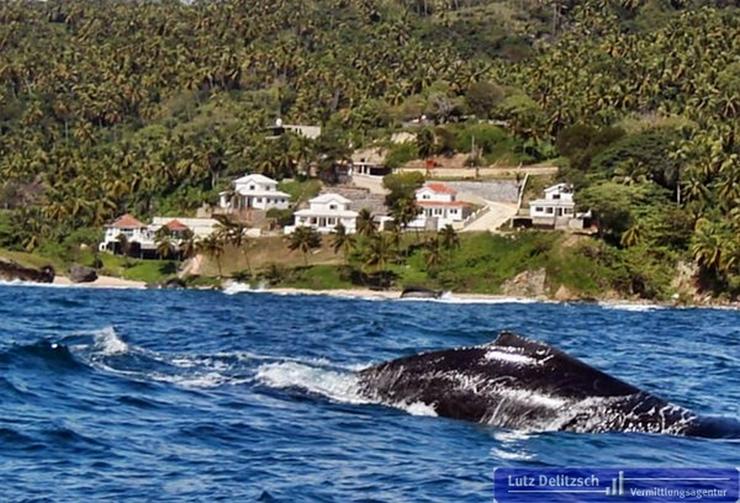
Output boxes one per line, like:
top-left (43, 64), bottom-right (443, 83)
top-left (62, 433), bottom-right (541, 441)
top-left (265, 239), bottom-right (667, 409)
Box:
top-left (285, 193), bottom-right (358, 234)
top-left (99, 214), bottom-right (151, 253)
top-left (218, 174), bottom-right (290, 212)
top-left (409, 182), bottom-right (471, 231)
top-left (529, 183), bottom-right (576, 228)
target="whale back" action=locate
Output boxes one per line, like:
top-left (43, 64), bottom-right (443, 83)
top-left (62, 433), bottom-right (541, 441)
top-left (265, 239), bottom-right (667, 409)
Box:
top-left (357, 332), bottom-right (698, 434)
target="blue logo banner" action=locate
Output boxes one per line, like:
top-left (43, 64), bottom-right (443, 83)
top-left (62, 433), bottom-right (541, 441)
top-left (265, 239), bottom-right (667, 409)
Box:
top-left (493, 468), bottom-right (739, 502)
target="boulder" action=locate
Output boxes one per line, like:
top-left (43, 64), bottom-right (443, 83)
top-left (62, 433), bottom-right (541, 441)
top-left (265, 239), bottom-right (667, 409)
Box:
top-left (69, 264), bottom-right (98, 283)
top-left (553, 285), bottom-right (578, 302)
top-left (400, 287), bottom-right (443, 299)
top-left (0, 259), bottom-right (55, 283)
top-left (161, 277), bottom-right (187, 289)
top-left (501, 268), bottom-right (547, 298)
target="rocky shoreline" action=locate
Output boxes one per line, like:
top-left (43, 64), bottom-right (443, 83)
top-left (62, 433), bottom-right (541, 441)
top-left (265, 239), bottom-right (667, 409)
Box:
top-left (0, 258), bottom-right (54, 283)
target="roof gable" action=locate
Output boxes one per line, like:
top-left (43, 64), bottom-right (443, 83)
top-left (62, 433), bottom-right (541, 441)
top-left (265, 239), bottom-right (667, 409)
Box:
top-left (421, 182), bottom-right (457, 195)
top-left (109, 213), bottom-right (145, 229)
top-left (311, 193), bottom-right (351, 204)
top-left (234, 174), bottom-right (278, 185)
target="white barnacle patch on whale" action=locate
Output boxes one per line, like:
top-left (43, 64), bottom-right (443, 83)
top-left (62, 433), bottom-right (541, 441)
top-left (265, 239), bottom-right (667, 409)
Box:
top-left (483, 348), bottom-right (538, 366)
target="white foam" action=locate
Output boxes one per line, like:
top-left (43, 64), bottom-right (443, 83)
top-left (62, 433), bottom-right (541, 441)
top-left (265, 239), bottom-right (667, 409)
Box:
top-left (598, 302), bottom-right (664, 312)
top-left (256, 361), bottom-right (370, 405)
top-left (222, 281), bottom-right (267, 295)
top-left (405, 292), bottom-right (545, 305)
top-left (93, 326), bottom-right (129, 356)
top-left (0, 280), bottom-right (145, 290)
top-left (400, 401), bottom-right (438, 417)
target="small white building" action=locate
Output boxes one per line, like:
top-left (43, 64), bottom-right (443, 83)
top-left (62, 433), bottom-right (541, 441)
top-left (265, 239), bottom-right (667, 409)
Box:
top-left (529, 183), bottom-right (576, 227)
top-left (409, 183), bottom-right (471, 231)
top-left (219, 174), bottom-right (291, 212)
top-left (285, 193), bottom-right (358, 234)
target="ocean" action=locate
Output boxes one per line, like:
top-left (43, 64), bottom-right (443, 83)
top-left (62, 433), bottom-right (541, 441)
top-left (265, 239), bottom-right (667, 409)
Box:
top-left (0, 284), bottom-right (737, 501)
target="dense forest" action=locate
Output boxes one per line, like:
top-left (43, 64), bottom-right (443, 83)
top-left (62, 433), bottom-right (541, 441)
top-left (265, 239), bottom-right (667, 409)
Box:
top-left (0, 0), bottom-right (738, 295)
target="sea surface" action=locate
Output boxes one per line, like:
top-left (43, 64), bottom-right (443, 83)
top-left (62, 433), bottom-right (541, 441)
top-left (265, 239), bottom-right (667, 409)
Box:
top-left (0, 284), bottom-right (738, 501)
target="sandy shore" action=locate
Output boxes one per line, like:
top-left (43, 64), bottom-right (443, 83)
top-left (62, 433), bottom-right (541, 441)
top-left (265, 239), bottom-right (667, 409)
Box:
top-left (53, 275), bottom-right (146, 289)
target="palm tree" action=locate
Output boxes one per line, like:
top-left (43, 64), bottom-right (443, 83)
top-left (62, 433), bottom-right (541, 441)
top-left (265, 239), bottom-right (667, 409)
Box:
top-left (363, 232), bottom-right (395, 274)
top-left (288, 226), bottom-right (322, 266)
top-left (356, 208), bottom-right (377, 237)
top-left (620, 222), bottom-right (642, 248)
top-left (331, 222), bottom-right (355, 265)
top-left (154, 226), bottom-right (173, 259)
top-left (391, 196), bottom-right (420, 233)
top-left (215, 216), bottom-right (252, 273)
top-left (438, 224), bottom-right (460, 251)
top-left (155, 234), bottom-right (174, 260)
top-left (115, 233), bottom-right (131, 257)
top-left (197, 234), bottom-right (226, 277)
top-left (416, 127), bottom-right (435, 159)
top-left (423, 236), bottom-right (443, 272)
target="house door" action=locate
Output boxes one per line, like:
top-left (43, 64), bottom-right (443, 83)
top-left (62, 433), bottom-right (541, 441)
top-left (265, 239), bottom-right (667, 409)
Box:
top-left (556, 208), bottom-right (563, 216)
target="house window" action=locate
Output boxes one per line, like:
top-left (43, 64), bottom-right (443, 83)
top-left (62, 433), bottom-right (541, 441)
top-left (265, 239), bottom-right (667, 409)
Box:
top-left (552, 194), bottom-right (560, 200)
top-left (256, 198), bottom-right (262, 203)
top-left (563, 208), bottom-right (572, 214)
top-left (450, 209), bottom-right (457, 214)
top-left (249, 185), bottom-right (255, 190)
top-left (546, 207), bottom-right (554, 214)
top-left (329, 204), bottom-right (337, 210)
top-left (328, 218), bottom-right (336, 225)
top-left (422, 194), bottom-right (430, 199)
top-left (535, 207), bottom-right (543, 212)
top-left (434, 208), bottom-right (442, 215)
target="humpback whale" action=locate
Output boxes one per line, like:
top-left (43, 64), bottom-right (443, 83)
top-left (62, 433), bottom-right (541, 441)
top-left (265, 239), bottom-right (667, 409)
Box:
top-left (357, 332), bottom-right (735, 437)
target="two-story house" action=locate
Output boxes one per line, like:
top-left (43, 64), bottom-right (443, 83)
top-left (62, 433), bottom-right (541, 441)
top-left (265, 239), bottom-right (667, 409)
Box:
top-left (409, 182), bottom-right (471, 231)
top-left (529, 183), bottom-right (576, 228)
top-left (99, 214), bottom-right (152, 254)
top-left (218, 174), bottom-right (291, 212)
top-left (285, 193), bottom-right (359, 234)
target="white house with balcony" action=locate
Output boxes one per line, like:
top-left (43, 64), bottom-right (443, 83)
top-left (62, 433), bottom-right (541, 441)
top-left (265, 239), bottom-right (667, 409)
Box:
top-left (218, 174), bottom-right (291, 211)
top-left (409, 182), bottom-right (472, 231)
top-left (285, 193), bottom-right (358, 234)
top-left (99, 214), bottom-right (152, 253)
top-left (529, 183), bottom-right (576, 228)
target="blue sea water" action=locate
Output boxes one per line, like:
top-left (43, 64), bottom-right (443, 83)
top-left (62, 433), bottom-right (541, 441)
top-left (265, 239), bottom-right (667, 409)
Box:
top-left (0, 284), bottom-right (738, 501)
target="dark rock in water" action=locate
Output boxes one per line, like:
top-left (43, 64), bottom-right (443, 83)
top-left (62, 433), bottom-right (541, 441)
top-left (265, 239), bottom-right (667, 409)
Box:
top-left (161, 278), bottom-right (187, 289)
top-left (0, 259), bottom-right (55, 283)
top-left (400, 287), bottom-right (443, 299)
top-left (69, 264), bottom-right (98, 283)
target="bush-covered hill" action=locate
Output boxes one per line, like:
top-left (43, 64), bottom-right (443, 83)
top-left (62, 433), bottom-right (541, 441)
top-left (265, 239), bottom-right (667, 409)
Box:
top-left (0, 0), bottom-right (737, 294)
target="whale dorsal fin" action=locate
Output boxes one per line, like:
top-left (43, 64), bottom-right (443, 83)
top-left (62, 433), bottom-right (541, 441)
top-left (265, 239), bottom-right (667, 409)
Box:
top-left (488, 331), bottom-right (555, 354)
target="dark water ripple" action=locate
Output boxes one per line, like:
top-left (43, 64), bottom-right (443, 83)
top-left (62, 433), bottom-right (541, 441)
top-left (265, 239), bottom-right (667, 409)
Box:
top-left (0, 285), bottom-right (738, 501)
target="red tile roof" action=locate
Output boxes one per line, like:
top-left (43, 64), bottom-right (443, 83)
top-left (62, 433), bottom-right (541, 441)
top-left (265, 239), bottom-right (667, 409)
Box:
top-left (423, 182), bottom-right (457, 195)
top-left (109, 213), bottom-right (145, 229)
top-left (165, 219), bottom-right (189, 232)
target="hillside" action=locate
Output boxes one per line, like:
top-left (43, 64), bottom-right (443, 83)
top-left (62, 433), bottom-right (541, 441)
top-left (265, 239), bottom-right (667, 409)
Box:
top-left (0, 0), bottom-right (737, 297)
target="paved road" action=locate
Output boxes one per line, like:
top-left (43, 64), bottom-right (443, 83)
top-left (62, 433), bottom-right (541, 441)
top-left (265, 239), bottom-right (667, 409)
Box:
top-left (461, 200), bottom-right (518, 232)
